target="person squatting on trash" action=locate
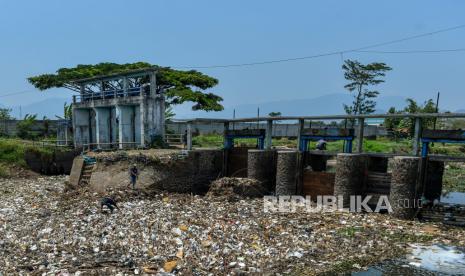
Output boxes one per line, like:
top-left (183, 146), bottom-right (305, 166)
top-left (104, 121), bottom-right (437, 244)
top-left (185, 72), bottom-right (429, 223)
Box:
top-left (128, 164), bottom-right (139, 189)
top-left (100, 197), bottom-right (119, 213)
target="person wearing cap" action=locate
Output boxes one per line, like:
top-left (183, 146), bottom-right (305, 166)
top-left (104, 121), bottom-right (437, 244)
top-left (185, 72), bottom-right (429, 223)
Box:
top-left (127, 164), bottom-right (139, 189)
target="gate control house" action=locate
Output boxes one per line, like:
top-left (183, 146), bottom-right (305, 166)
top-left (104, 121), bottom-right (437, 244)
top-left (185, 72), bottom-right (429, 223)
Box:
top-left (71, 67), bottom-right (165, 149)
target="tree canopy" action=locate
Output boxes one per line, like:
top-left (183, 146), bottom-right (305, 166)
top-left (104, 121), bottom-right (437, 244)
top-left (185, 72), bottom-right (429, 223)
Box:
top-left (385, 98), bottom-right (437, 138)
top-left (28, 62), bottom-right (223, 112)
top-left (342, 60), bottom-right (391, 115)
top-left (0, 108), bottom-right (12, 120)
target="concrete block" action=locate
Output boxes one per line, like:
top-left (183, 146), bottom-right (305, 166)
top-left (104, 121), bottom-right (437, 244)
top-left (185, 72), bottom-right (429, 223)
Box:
top-left (69, 157), bottom-right (85, 187)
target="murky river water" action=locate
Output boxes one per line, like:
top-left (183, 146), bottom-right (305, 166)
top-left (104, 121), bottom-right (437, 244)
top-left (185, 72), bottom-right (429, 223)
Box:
top-left (351, 244), bottom-right (465, 275)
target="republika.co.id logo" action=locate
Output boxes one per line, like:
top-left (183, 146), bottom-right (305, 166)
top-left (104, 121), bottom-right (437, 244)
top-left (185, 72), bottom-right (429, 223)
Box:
top-left (263, 195), bottom-right (422, 213)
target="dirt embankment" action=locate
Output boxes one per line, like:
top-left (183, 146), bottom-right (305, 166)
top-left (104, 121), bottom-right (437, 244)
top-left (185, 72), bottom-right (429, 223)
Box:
top-left (87, 149), bottom-right (223, 194)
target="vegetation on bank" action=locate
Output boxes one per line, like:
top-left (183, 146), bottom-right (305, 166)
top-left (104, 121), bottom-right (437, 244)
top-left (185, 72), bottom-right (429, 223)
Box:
top-left (0, 138), bottom-right (69, 177)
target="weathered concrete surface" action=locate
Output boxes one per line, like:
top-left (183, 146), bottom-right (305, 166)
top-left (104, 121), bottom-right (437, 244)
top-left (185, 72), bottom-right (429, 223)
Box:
top-left (390, 156), bottom-right (420, 219)
top-left (247, 149), bottom-right (276, 191)
top-left (69, 156), bottom-right (84, 187)
top-left (275, 151), bottom-right (298, 195)
top-left (334, 153), bottom-right (367, 207)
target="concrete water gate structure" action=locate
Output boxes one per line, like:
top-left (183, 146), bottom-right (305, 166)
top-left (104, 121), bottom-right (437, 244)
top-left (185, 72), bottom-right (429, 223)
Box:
top-left (71, 67), bottom-right (165, 150)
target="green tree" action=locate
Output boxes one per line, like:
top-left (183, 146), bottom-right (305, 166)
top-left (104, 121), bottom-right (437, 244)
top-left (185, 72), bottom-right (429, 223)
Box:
top-left (165, 106), bottom-right (176, 122)
top-left (342, 60), bottom-right (392, 116)
top-left (28, 62), bottom-right (223, 112)
top-left (0, 108), bottom-right (12, 120)
top-left (17, 114), bottom-right (37, 140)
top-left (385, 98), bottom-right (437, 138)
top-left (268, 111), bottom-right (282, 117)
top-left (384, 107), bottom-right (402, 131)
top-left (64, 102), bottom-right (72, 120)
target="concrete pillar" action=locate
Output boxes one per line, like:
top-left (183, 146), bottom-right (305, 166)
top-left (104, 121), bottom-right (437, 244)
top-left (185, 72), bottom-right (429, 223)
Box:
top-left (334, 153), bottom-right (366, 207)
top-left (223, 122), bottom-right (230, 148)
top-left (424, 160), bottom-right (444, 201)
top-left (356, 118), bottom-right (365, 153)
top-left (248, 150), bottom-right (276, 191)
top-left (390, 156), bottom-right (420, 219)
top-left (149, 71), bottom-right (157, 97)
top-left (117, 105), bottom-right (136, 149)
top-left (265, 120), bottom-right (273, 149)
top-left (186, 123), bottom-right (193, 150)
top-left (296, 119), bottom-right (304, 150)
top-left (139, 101), bottom-right (146, 147)
top-left (94, 107), bottom-right (111, 149)
top-left (123, 77), bottom-right (129, 98)
top-left (412, 118), bottom-right (422, 156)
top-left (275, 151), bottom-right (298, 195)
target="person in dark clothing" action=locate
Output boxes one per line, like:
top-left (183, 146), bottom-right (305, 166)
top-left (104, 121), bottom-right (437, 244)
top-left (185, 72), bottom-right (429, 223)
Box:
top-left (127, 164), bottom-right (139, 189)
top-left (100, 197), bottom-right (119, 213)
top-left (316, 139), bottom-right (327, 150)
top-left (183, 130), bottom-right (188, 149)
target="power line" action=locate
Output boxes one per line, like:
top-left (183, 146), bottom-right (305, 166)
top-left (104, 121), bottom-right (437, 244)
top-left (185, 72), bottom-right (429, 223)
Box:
top-left (354, 48), bottom-right (465, 54)
top-left (0, 90), bottom-right (36, 98)
top-left (173, 23), bottom-right (465, 69)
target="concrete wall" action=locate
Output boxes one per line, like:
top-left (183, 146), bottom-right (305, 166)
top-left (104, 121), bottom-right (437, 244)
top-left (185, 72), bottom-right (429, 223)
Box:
top-left (72, 95), bottom-right (164, 148)
top-left (73, 109), bottom-right (91, 146)
top-left (117, 105), bottom-right (135, 147)
top-left (94, 107), bottom-right (111, 147)
top-left (0, 119), bottom-right (60, 137)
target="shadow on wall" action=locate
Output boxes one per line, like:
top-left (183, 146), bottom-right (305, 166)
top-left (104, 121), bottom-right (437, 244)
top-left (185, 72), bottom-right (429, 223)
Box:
top-left (25, 149), bottom-right (80, 175)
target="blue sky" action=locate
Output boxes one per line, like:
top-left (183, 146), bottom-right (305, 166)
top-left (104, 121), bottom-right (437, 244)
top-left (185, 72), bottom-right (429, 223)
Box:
top-left (0, 0), bottom-right (464, 117)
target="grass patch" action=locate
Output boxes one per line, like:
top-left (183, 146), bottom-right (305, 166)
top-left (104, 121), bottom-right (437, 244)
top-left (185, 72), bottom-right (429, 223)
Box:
top-left (443, 163), bottom-right (465, 193)
top-left (192, 134), bottom-right (223, 148)
top-left (0, 163), bottom-right (8, 178)
top-left (0, 138), bottom-right (65, 168)
top-left (336, 226), bottom-right (361, 238)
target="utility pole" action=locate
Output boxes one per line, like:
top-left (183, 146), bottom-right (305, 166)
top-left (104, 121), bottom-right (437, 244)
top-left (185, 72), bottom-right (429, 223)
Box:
top-left (19, 105), bottom-right (22, 119)
top-left (232, 109), bottom-right (235, 130)
top-left (257, 107), bottom-right (260, 129)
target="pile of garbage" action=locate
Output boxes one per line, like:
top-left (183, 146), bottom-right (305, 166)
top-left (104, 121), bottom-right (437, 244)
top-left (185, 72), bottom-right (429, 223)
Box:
top-left (1, 176), bottom-right (464, 275)
top-left (206, 177), bottom-right (267, 200)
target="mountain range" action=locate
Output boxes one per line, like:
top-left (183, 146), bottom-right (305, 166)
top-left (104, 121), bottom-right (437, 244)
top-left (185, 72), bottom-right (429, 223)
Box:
top-left (1, 93), bottom-right (459, 120)
top-left (173, 93), bottom-right (409, 119)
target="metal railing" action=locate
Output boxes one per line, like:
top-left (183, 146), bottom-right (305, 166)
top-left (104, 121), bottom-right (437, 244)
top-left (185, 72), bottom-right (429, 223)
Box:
top-left (81, 142), bottom-right (141, 152)
top-left (73, 87), bottom-right (143, 103)
top-left (18, 139), bottom-right (74, 149)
